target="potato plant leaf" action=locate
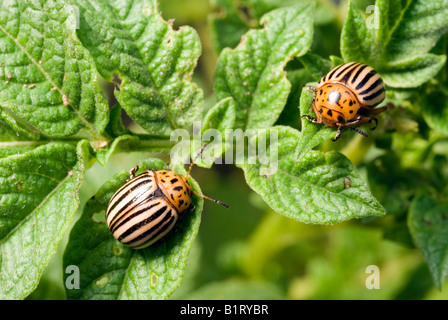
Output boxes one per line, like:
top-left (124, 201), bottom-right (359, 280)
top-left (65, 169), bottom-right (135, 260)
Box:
top-left (0, 140), bottom-right (90, 299)
top-left (408, 195), bottom-right (448, 289)
top-left (209, 0), bottom-right (333, 54)
top-left (214, 4), bottom-right (314, 129)
top-left (71, 0), bottom-right (203, 135)
top-left (239, 126), bottom-right (386, 224)
top-left (0, 0), bottom-right (109, 139)
top-left (341, 0), bottom-right (448, 88)
top-left (420, 89), bottom-right (448, 135)
top-left (192, 97), bottom-right (236, 168)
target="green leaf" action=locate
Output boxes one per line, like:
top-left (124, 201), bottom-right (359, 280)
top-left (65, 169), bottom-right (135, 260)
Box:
top-left (421, 90), bottom-right (448, 135)
top-left (0, 142), bottom-right (43, 159)
top-left (104, 104), bottom-right (129, 138)
top-left (408, 194), bottom-right (448, 289)
top-left (298, 52), bottom-right (333, 81)
top-left (63, 158), bottom-right (203, 300)
top-left (381, 54), bottom-right (447, 88)
top-left (72, 0), bottom-right (203, 135)
top-left (341, 1), bottom-right (380, 65)
top-left (239, 126), bottom-right (386, 224)
top-left (94, 135), bottom-right (141, 166)
top-left (0, 0), bottom-right (109, 139)
top-left (0, 140), bottom-right (90, 299)
top-left (274, 69), bottom-right (313, 128)
top-left (341, 0), bottom-right (448, 88)
top-left (193, 97), bottom-right (236, 168)
top-left (214, 4), bottom-right (314, 129)
top-left (329, 55), bottom-right (345, 67)
top-left (201, 98), bottom-right (237, 136)
top-left (208, 0), bottom-right (252, 52)
top-left (379, 0), bottom-right (448, 62)
top-left (241, 0), bottom-right (336, 26)
top-left (0, 109), bottom-right (41, 141)
top-left (367, 152), bottom-right (439, 217)
top-left (209, 0), bottom-right (332, 54)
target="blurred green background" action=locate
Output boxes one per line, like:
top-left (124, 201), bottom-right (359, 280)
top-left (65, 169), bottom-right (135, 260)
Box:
top-left (28, 0), bottom-right (448, 300)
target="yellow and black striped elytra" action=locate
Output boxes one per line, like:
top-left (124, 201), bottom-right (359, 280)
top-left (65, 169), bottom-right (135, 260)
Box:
top-left (303, 62), bottom-right (387, 141)
top-left (106, 170), bottom-right (192, 249)
top-left (106, 147), bottom-right (228, 249)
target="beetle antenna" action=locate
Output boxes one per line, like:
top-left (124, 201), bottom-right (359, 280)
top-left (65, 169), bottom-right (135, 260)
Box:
top-left (186, 144), bottom-right (207, 179)
top-left (350, 126), bottom-right (368, 137)
top-left (193, 190), bottom-right (229, 208)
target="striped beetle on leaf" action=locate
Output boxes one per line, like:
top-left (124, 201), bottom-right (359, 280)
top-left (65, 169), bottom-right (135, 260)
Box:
top-left (106, 145), bottom-right (228, 249)
top-left (303, 62), bottom-right (387, 141)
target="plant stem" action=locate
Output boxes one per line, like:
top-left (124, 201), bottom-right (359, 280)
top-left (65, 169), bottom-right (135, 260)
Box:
top-left (134, 136), bottom-right (176, 152)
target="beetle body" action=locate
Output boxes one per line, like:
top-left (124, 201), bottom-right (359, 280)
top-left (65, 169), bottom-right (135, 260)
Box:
top-left (106, 170), bottom-right (193, 249)
top-left (304, 62), bottom-right (387, 141)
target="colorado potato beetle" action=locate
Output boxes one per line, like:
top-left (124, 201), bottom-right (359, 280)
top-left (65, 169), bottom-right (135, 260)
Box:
top-left (106, 146), bottom-right (228, 249)
top-left (303, 62), bottom-right (387, 141)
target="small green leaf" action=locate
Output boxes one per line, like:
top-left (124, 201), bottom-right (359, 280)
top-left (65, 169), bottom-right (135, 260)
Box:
top-left (0, 0), bottom-right (109, 139)
top-left (239, 126), bottom-right (386, 224)
top-left (380, 0), bottom-right (448, 62)
top-left (94, 135), bottom-right (141, 167)
top-left (72, 0), bottom-right (203, 135)
top-left (341, 1), bottom-right (380, 66)
top-left (193, 97), bottom-right (236, 168)
top-left (381, 54), bottom-right (447, 88)
top-left (421, 89), bottom-right (448, 135)
top-left (366, 152), bottom-right (439, 216)
top-left (408, 194), bottom-right (448, 289)
top-left (329, 55), bottom-right (345, 67)
top-left (201, 98), bottom-right (237, 135)
top-left (209, 0), bottom-right (331, 54)
top-left (241, 0), bottom-right (335, 26)
top-left (275, 69), bottom-right (313, 128)
top-left (298, 52), bottom-right (333, 81)
top-left (63, 158), bottom-right (203, 300)
top-left (214, 4), bottom-right (314, 129)
top-left (104, 104), bottom-right (129, 138)
top-left (341, 0), bottom-right (448, 88)
top-left (0, 140), bottom-right (90, 299)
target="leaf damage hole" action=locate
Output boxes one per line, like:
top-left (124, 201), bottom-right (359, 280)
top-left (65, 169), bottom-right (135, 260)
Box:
top-left (112, 244), bottom-right (124, 256)
top-left (113, 73), bottom-right (123, 91)
top-left (91, 210), bottom-right (106, 223)
top-left (343, 177), bottom-right (352, 189)
top-left (95, 275), bottom-right (109, 287)
top-left (150, 273), bottom-right (159, 287)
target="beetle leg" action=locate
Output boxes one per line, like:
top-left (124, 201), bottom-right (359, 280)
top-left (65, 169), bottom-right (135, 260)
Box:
top-left (370, 117), bottom-right (378, 130)
top-left (304, 85), bottom-right (317, 93)
top-left (342, 116), bottom-right (363, 126)
top-left (302, 115), bottom-right (320, 123)
top-left (332, 125), bottom-right (343, 141)
top-left (128, 165), bottom-right (139, 181)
